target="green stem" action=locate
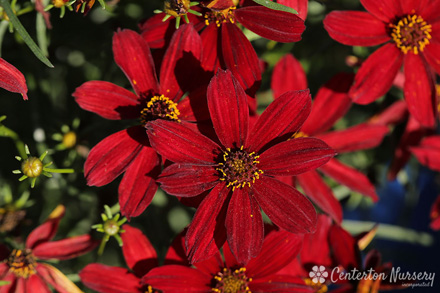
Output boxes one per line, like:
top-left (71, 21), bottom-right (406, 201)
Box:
top-left (0, 20), bottom-right (9, 56)
top-left (43, 168), bottom-right (75, 173)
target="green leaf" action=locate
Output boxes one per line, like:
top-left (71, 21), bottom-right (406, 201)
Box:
top-left (0, 0), bottom-right (54, 67)
top-left (252, 0), bottom-right (297, 14)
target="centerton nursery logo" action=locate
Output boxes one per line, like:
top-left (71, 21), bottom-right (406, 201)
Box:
top-left (309, 266), bottom-right (436, 288)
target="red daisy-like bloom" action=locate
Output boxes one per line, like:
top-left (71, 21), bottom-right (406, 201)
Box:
top-left (272, 54), bottom-right (389, 223)
top-left (0, 205), bottom-right (98, 292)
top-left (80, 224), bottom-right (184, 293)
top-left (143, 228), bottom-right (311, 293)
top-left (141, 0), bottom-right (306, 100)
top-left (146, 69), bottom-right (335, 264)
top-left (324, 0), bottom-right (440, 127)
top-left (0, 58), bottom-right (28, 100)
top-left (73, 26), bottom-right (209, 219)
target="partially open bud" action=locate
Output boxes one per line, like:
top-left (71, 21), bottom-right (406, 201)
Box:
top-left (21, 157), bottom-right (43, 178)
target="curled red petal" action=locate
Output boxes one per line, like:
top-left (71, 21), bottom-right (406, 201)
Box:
top-left (37, 263), bottom-right (85, 293)
top-left (235, 5), bottom-right (305, 43)
top-left (0, 58), bottom-right (28, 100)
top-left (121, 225), bottom-right (158, 277)
top-left (252, 176), bottom-right (317, 234)
top-left (26, 205), bottom-right (65, 249)
top-left (328, 225), bottom-right (361, 270)
top-left (410, 136), bottom-right (440, 172)
top-left (349, 43), bottom-right (403, 104)
top-left (72, 81), bottom-right (140, 120)
top-left (225, 188), bottom-right (264, 265)
top-left (33, 234), bottom-right (98, 260)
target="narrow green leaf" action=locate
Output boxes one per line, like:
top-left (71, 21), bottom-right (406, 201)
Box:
top-left (0, 0), bottom-right (54, 67)
top-left (252, 0), bottom-right (297, 14)
top-left (36, 10), bottom-right (49, 56)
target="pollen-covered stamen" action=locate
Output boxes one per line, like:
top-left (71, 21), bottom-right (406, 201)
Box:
top-left (204, 6), bottom-right (236, 27)
top-left (144, 284), bottom-right (163, 293)
top-left (389, 14), bottom-right (432, 54)
top-left (7, 249), bottom-right (37, 278)
top-left (140, 94), bottom-right (181, 125)
top-left (216, 146), bottom-right (263, 191)
top-left (212, 267), bottom-right (252, 293)
top-left (164, 0), bottom-right (191, 17)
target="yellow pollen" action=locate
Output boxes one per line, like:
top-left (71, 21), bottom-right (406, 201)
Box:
top-left (304, 278), bottom-right (328, 293)
top-left (291, 131), bottom-right (309, 139)
top-left (140, 94), bottom-right (180, 124)
top-left (389, 14), bottom-right (432, 54)
top-left (204, 6), bottom-right (236, 27)
top-left (8, 249), bottom-right (37, 279)
top-left (212, 267), bottom-right (251, 293)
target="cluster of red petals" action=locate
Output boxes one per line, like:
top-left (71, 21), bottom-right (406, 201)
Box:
top-left (0, 205), bottom-right (98, 292)
top-left (143, 228), bottom-right (310, 293)
top-left (0, 58), bottom-right (28, 100)
top-left (146, 69), bottom-right (335, 264)
top-left (324, 0), bottom-right (440, 127)
top-left (73, 25), bottom-right (209, 219)
top-left (272, 54), bottom-right (390, 223)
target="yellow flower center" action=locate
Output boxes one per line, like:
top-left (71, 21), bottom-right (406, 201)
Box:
top-left (164, 0), bottom-right (191, 17)
top-left (212, 267), bottom-right (251, 293)
top-left (216, 146), bottom-right (263, 191)
top-left (7, 249), bottom-right (37, 279)
top-left (52, 0), bottom-right (67, 8)
top-left (140, 95), bottom-right (181, 125)
top-left (304, 278), bottom-right (328, 293)
top-left (204, 6), bottom-right (236, 27)
top-left (62, 131), bottom-right (77, 149)
top-left (21, 157), bottom-right (43, 178)
top-left (389, 14), bottom-right (432, 54)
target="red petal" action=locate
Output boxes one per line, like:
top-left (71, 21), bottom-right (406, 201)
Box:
top-left (246, 230), bottom-right (303, 278)
top-left (328, 225), bottom-right (361, 270)
top-left (360, 0), bottom-right (402, 22)
top-left (200, 25), bottom-right (221, 72)
top-left (72, 81), bottom-right (140, 120)
top-left (302, 73), bottom-right (354, 135)
top-left (419, 0), bottom-right (440, 23)
top-left (27, 274), bottom-right (50, 293)
top-left (146, 120), bottom-right (220, 164)
top-left (158, 164), bottom-right (218, 197)
top-left (404, 53), bottom-right (436, 127)
top-left (0, 58), bottom-right (28, 100)
top-left (121, 225), bottom-right (158, 277)
top-left (349, 43), bottom-right (403, 104)
top-left (142, 265), bottom-right (211, 292)
top-left (37, 263), bottom-right (85, 293)
top-left (248, 90), bottom-right (311, 153)
top-left (368, 100), bottom-right (408, 126)
top-left (278, 0), bottom-right (308, 20)
top-left (139, 13), bottom-right (173, 49)
top-left (410, 136), bottom-right (440, 171)
top-left (300, 215), bottom-right (333, 266)
top-left (208, 70), bottom-right (249, 148)
top-left (221, 23), bottom-right (261, 96)
top-left (271, 54), bottom-right (307, 99)
top-left (79, 263), bottom-right (140, 293)
top-left (225, 188), bottom-right (264, 265)
top-left (33, 234), bottom-right (98, 260)
top-left (0, 272), bottom-right (16, 293)
top-left (324, 11), bottom-right (389, 46)
top-left (250, 275), bottom-right (310, 292)
top-left (84, 127), bottom-right (146, 187)
top-left (113, 29), bottom-right (159, 95)
top-left (319, 158), bottom-right (379, 201)
top-left (26, 205), bottom-right (65, 249)
top-left (430, 195), bottom-right (440, 230)
top-left (297, 171), bottom-right (343, 223)
top-left (423, 42), bottom-right (440, 75)
top-left (316, 123), bottom-right (389, 153)
top-left (119, 146), bottom-right (161, 219)
top-left (235, 5), bottom-right (305, 42)
top-left (259, 138), bottom-right (335, 176)
top-left (160, 24), bottom-right (203, 101)
top-left (252, 176), bottom-right (317, 233)
top-left (186, 183), bottom-right (229, 263)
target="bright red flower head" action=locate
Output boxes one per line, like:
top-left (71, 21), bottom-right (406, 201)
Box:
top-left (324, 0), bottom-right (440, 127)
top-left (146, 69), bottom-right (335, 264)
top-left (0, 205), bottom-right (98, 292)
top-left (143, 229), bottom-right (310, 293)
top-left (0, 58), bottom-right (28, 100)
top-left (73, 26), bottom-right (209, 219)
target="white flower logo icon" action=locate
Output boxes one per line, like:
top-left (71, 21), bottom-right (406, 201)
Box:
top-left (309, 265), bottom-right (328, 284)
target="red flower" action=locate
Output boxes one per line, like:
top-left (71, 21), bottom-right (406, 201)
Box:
top-left (0, 205), bottom-right (98, 292)
top-left (272, 54), bottom-right (389, 223)
top-left (410, 135), bottom-right (440, 172)
top-left (324, 0), bottom-right (440, 127)
top-left (80, 224), bottom-right (179, 293)
top-left (146, 69), bottom-right (335, 264)
top-left (73, 26), bottom-right (209, 219)
top-left (142, 229), bottom-right (310, 293)
top-left (430, 195), bottom-right (440, 230)
top-left (0, 58), bottom-right (28, 100)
